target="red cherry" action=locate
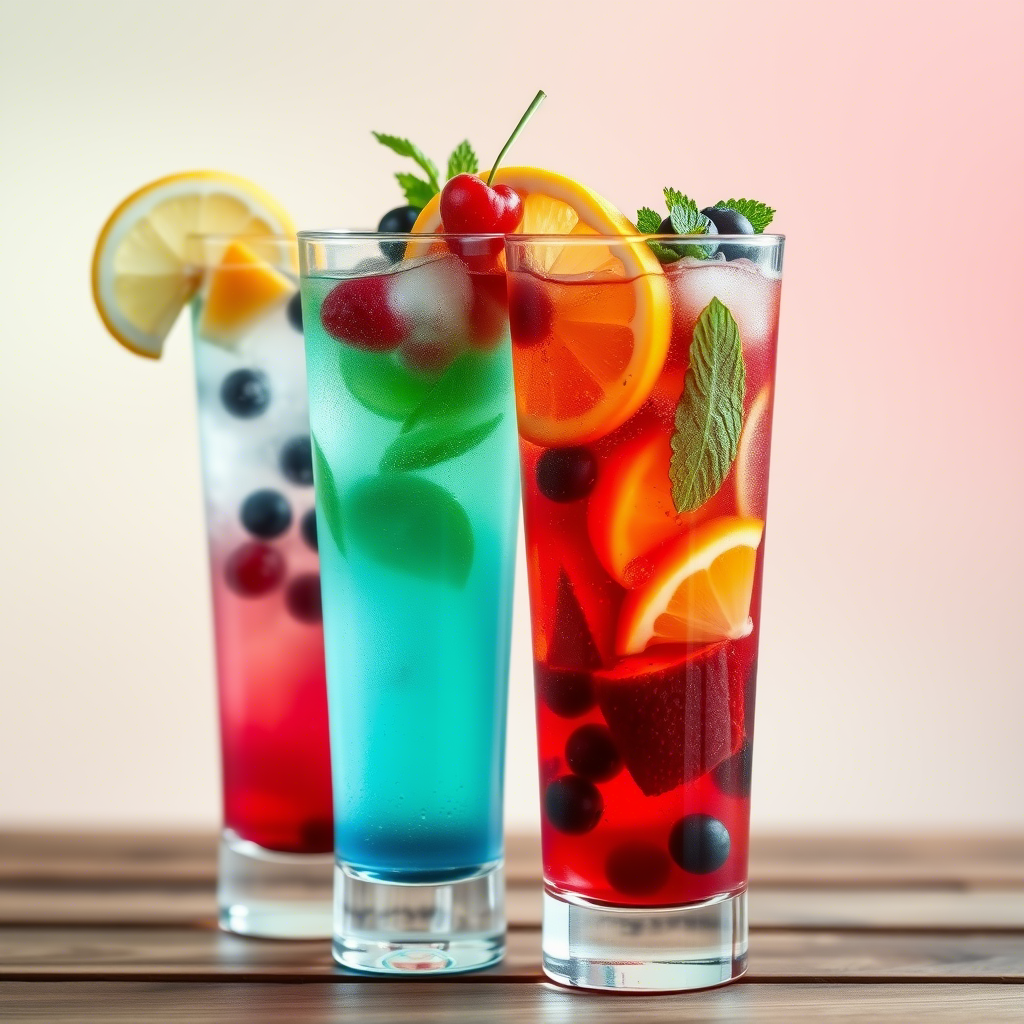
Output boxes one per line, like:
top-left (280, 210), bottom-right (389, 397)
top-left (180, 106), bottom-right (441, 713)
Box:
top-left (225, 542), bottom-right (285, 597)
top-left (491, 185), bottom-right (523, 233)
top-left (440, 174), bottom-right (523, 234)
top-left (321, 276), bottom-right (406, 351)
top-left (467, 272), bottom-right (508, 349)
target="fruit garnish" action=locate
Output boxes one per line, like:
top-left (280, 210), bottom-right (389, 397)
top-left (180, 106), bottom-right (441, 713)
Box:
top-left (372, 133), bottom-right (476, 209)
top-left (92, 171), bottom-right (294, 358)
top-left (544, 775), bottom-right (603, 834)
top-left (636, 190), bottom-right (775, 265)
top-left (279, 436), bottom-right (314, 486)
top-left (536, 447), bottom-right (597, 503)
top-left (593, 644), bottom-right (744, 796)
top-left (735, 383), bottom-right (772, 518)
top-left (587, 428), bottom-right (731, 588)
top-left (285, 574), bottom-right (323, 624)
top-left (712, 199), bottom-right (776, 233)
top-left (320, 274), bottom-right (407, 352)
top-left (616, 516), bottom-right (763, 654)
top-left (670, 297), bottom-right (745, 513)
top-left (196, 241), bottom-right (294, 347)
top-left (225, 541), bottom-right (286, 597)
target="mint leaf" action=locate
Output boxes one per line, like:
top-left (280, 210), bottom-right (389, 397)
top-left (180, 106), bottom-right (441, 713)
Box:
top-left (715, 198), bottom-right (776, 233)
top-left (670, 297), bottom-right (746, 513)
top-left (340, 348), bottom-right (434, 421)
top-left (311, 435), bottom-right (345, 554)
top-left (647, 240), bottom-right (683, 264)
top-left (663, 187), bottom-right (687, 211)
top-left (636, 207), bottom-right (662, 234)
top-left (447, 140), bottom-right (479, 178)
top-left (345, 475), bottom-right (474, 587)
top-left (668, 201), bottom-right (704, 234)
top-left (372, 132), bottom-right (442, 192)
top-left (395, 172), bottom-right (437, 208)
top-left (402, 350), bottom-right (510, 434)
top-left (381, 414), bottom-right (503, 472)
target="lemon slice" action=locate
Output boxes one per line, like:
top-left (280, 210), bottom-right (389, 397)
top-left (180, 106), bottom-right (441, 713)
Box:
top-left (92, 171), bottom-right (294, 358)
top-left (196, 241), bottom-right (295, 347)
top-left (616, 517), bottom-right (764, 654)
top-left (408, 168), bottom-right (671, 446)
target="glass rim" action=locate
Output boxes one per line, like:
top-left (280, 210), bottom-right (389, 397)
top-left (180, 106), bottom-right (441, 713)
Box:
top-left (505, 233), bottom-right (785, 244)
top-left (298, 230), bottom-right (506, 242)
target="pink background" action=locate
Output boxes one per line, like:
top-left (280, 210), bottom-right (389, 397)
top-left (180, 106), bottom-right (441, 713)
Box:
top-left (1, 0), bottom-right (1022, 830)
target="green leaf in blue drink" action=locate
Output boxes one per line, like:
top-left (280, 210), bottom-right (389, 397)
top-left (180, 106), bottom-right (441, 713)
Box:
top-left (311, 434), bottom-right (345, 554)
top-left (339, 348), bottom-right (434, 421)
top-left (402, 349), bottom-right (509, 433)
top-left (380, 414), bottom-right (503, 472)
top-left (345, 475), bottom-right (474, 587)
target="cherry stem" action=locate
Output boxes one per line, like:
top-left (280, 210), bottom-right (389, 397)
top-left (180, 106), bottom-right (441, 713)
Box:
top-left (487, 90), bottom-right (546, 185)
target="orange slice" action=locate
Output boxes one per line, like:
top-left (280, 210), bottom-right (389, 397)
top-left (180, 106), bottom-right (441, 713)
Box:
top-left (196, 241), bottom-right (295, 346)
top-left (736, 383), bottom-right (772, 518)
top-left (92, 171), bottom-right (294, 358)
top-left (616, 517), bottom-right (764, 655)
top-left (407, 168), bottom-right (670, 446)
top-left (588, 428), bottom-right (734, 588)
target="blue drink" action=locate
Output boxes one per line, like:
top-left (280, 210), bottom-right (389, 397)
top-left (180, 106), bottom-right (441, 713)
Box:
top-left (299, 234), bottom-right (518, 972)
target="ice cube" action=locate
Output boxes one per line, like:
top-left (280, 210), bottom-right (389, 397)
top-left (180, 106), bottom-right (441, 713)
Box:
top-left (389, 255), bottom-right (473, 341)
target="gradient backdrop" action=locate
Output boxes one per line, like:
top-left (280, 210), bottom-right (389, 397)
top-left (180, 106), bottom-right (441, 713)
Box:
top-left (1, 0), bottom-right (1022, 832)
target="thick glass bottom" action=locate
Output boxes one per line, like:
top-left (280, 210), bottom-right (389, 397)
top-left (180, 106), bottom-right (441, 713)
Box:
top-left (217, 829), bottom-right (333, 938)
top-left (333, 860), bottom-right (505, 974)
top-left (542, 886), bottom-right (747, 992)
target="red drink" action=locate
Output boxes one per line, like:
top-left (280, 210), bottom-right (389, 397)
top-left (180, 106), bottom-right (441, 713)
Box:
top-left (507, 233), bottom-right (783, 989)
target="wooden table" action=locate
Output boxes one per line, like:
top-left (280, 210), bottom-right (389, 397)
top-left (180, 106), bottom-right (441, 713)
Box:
top-left (1, 831), bottom-right (1022, 1021)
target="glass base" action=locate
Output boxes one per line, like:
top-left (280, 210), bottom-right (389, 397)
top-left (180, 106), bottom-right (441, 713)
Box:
top-left (217, 829), bottom-right (333, 938)
top-left (542, 887), bottom-right (747, 992)
top-left (333, 860), bottom-right (505, 974)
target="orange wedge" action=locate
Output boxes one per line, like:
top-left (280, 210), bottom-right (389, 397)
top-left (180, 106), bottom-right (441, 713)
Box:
top-left (616, 517), bottom-right (764, 655)
top-left (196, 241), bottom-right (295, 346)
top-left (92, 171), bottom-right (294, 358)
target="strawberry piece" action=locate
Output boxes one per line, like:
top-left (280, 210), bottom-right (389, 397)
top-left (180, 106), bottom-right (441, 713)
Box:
top-left (594, 642), bottom-right (749, 797)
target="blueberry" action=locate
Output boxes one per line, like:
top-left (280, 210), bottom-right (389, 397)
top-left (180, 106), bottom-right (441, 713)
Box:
top-left (378, 205), bottom-right (421, 262)
top-left (701, 207), bottom-right (755, 235)
top-left (537, 447), bottom-right (597, 502)
top-left (605, 843), bottom-right (671, 896)
top-left (701, 207), bottom-right (757, 262)
top-left (280, 436), bottom-right (313, 486)
top-left (536, 666), bottom-right (596, 718)
top-left (566, 724), bottom-right (622, 783)
top-left (300, 509), bottom-right (318, 551)
top-left (224, 542), bottom-right (285, 597)
top-left (240, 489), bottom-right (292, 539)
top-left (285, 573), bottom-right (323, 623)
top-left (668, 814), bottom-right (731, 874)
top-left (286, 293), bottom-right (303, 333)
top-left (221, 369), bottom-right (270, 418)
top-left (713, 741), bottom-right (753, 798)
top-left (544, 775), bottom-right (603, 834)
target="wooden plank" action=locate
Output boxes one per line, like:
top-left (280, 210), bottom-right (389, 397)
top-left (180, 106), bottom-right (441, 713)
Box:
top-left (0, 928), bottom-right (539, 980)
top-left (1, 927), bottom-right (1022, 982)
top-left (1, 982), bottom-right (1022, 1024)
top-left (5, 831), bottom-right (1023, 885)
top-left (3, 879), bottom-right (1023, 931)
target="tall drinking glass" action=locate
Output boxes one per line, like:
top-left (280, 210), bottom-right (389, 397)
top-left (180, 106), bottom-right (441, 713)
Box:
top-left (188, 236), bottom-right (333, 938)
top-left (505, 233), bottom-right (783, 991)
top-left (298, 232), bottom-right (519, 973)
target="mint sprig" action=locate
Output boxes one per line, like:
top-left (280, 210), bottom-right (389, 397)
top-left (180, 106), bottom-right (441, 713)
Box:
top-left (636, 207), bottom-right (662, 234)
top-left (373, 132), bottom-right (482, 206)
top-left (447, 140), bottom-right (479, 178)
top-left (714, 198), bottom-right (776, 233)
top-left (669, 298), bottom-right (746, 513)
